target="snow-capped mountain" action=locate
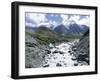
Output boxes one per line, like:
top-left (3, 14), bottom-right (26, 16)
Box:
top-left (54, 23), bottom-right (89, 36)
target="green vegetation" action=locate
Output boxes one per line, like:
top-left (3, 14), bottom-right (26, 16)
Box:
top-left (25, 26), bottom-right (82, 45)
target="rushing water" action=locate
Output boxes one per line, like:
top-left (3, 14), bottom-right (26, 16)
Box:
top-left (42, 40), bottom-right (79, 67)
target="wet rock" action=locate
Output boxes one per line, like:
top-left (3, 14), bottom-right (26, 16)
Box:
top-left (74, 63), bottom-right (78, 66)
top-left (43, 64), bottom-right (49, 67)
top-left (73, 48), bottom-right (77, 51)
top-left (45, 49), bottom-right (51, 54)
top-left (59, 51), bottom-right (64, 54)
top-left (68, 51), bottom-right (71, 53)
top-left (77, 54), bottom-right (88, 62)
top-left (53, 50), bottom-right (59, 54)
top-left (53, 50), bottom-right (64, 54)
top-left (56, 63), bottom-right (62, 67)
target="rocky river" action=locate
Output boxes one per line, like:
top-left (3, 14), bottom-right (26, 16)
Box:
top-left (42, 39), bottom-right (88, 68)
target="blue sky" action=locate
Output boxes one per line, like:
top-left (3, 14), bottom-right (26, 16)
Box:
top-left (25, 12), bottom-right (90, 28)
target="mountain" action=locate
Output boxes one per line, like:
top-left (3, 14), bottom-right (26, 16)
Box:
top-left (72, 29), bottom-right (89, 65)
top-left (25, 26), bottom-right (37, 33)
top-left (54, 24), bottom-right (69, 36)
top-left (80, 25), bottom-right (89, 33)
top-left (26, 25), bottom-right (71, 46)
top-left (68, 23), bottom-right (82, 35)
top-left (67, 23), bottom-right (89, 36)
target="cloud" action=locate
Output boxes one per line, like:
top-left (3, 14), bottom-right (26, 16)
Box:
top-left (60, 14), bottom-right (69, 25)
top-left (69, 15), bottom-right (90, 26)
top-left (78, 16), bottom-right (90, 26)
top-left (25, 13), bottom-right (90, 28)
top-left (25, 22), bottom-right (36, 27)
top-left (37, 22), bottom-right (51, 28)
top-left (25, 13), bottom-right (48, 27)
top-left (49, 20), bottom-right (58, 28)
top-left (69, 15), bottom-right (80, 22)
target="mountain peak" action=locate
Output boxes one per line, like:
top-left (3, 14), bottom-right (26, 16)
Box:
top-left (54, 24), bottom-right (69, 35)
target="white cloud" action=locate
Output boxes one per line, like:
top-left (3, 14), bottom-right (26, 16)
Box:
top-left (37, 22), bottom-right (51, 28)
top-left (25, 22), bottom-right (36, 27)
top-left (26, 13), bottom-right (48, 26)
top-left (60, 14), bottom-right (69, 25)
top-left (69, 15), bottom-right (90, 26)
top-left (69, 15), bottom-right (80, 22)
top-left (37, 20), bottom-right (59, 29)
top-left (78, 16), bottom-right (90, 26)
top-left (49, 20), bottom-right (58, 27)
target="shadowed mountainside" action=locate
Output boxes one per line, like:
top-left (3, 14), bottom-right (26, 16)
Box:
top-left (71, 30), bottom-right (89, 65)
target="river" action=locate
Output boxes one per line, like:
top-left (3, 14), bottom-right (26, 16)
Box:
top-left (42, 40), bottom-right (79, 67)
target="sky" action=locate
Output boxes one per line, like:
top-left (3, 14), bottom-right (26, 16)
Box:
top-left (25, 12), bottom-right (90, 29)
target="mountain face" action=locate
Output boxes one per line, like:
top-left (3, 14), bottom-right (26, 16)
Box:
top-left (67, 23), bottom-right (89, 35)
top-left (68, 23), bottom-right (82, 34)
top-left (80, 25), bottom-right (89, 33)
top-left (26, 23), bottom-right (89, 37)
top-left (54, 24), bottom-right (69, 36)
top-left (72, 30), bottom-right (89, 65)
top-left (54, 23), bottom-right (88, 37)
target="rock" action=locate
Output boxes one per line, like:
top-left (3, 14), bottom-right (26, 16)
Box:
top-left (72, 30), bottom-right (89, 65)
top-left (68, 51), bottom-right (71, 53)
top-left (71, 56), bottom-right (77, 61)
top-left (49, 43), bottom-right (54, 48)
top-left (43, 64), bottom-right (49, 67)
top-left (56, 63), bottom-right (62, 67)
top-left (53, 50), bottom-right (59, 54)
top-left (77, 54), bottom-right (88, 62)
top-left (59, 51), bottom-right (64, 54)
top-left (74, 63), bottom-right (78, 66)
top-left (45, 49), bottom-right (51, 54)
top-left (53, 50), bottom-right (64, 54)
top-left (73, 48), bottom-right (77, 51)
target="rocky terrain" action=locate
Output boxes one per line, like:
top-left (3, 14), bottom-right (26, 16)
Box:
top-left (25, 25), bottom-right (89, 68)
top-left (71, 30), bottom-right (89, 65)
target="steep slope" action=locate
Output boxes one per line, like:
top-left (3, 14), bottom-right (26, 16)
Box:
top-left (68, 23), bottom-right (83, 35)
top-left (72, 30), bottom-right (89, 65)
top-left (54, 24), bottom-right (69, 36)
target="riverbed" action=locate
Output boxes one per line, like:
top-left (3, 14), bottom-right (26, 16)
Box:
top-left (42, 40), bottom-right (80, 67)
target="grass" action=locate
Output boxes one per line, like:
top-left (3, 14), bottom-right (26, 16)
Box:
top-left (25, 27), bottom-right (82, 45)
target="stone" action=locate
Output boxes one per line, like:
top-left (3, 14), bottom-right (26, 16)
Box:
top-left (56, 63), bottom-right (62, 67)
top-left (45, 49), bottom-right (51, 54)
top-left (43, 64), bottom-right (49, 67)
top-left (74, 63), bottom-right (78, 66)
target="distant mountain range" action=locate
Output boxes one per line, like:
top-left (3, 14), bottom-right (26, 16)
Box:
top-left (26, 23), bottom-right (89, 37)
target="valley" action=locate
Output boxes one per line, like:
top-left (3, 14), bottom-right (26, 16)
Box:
top-left (25, 24), bottom-right (89, 68)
